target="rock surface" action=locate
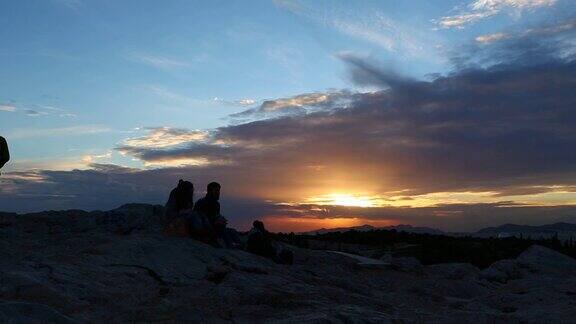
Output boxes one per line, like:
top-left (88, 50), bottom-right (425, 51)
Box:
top-left (1, 204), bottom-right (576, 322)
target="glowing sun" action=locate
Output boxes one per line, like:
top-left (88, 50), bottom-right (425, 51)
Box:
top-left (304, 193), bottom-right (381, 208)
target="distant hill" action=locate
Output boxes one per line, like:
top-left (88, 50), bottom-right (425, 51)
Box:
top-left (476, 222), bottom-right (576, 240)
top-left (300, 224), bottom-right (444, 235)
top-left (300, 221), bottom-right (576, 240)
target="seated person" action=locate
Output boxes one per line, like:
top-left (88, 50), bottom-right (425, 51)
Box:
top-left (247, 220), bottom-right (293, 265)
top-left (194, 182), bottom-right (239, 248)
top-left (164, 179), bottom-right (195, 225)
top-left (164, 180), bottom-right (215, 244)
top-left (194, 182), bottom-right (223, 224)
top-left (246, 220), bottom-right (276, 259)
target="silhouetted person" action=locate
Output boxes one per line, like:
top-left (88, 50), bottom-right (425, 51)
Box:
top-left (163, 180), bottom-right (217, 244)
top-left (164, 179), bottom-right (195, 225)
top-left (247, 220), bottom-right (294, 264)
top-left (247, 220), bottom-right (276, 259)
top-left (194, 182), bottom-right (222, 225)
top-left (194, 182), bottom-right (240, 248)
top-left (0, 136), bottom-right (9, 172)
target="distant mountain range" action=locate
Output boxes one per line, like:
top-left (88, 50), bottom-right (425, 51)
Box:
top-left (475, 222), bottom-right (576, 240)
top-left (300, 224), bottom-right (445, 235)
top-left (301, 221), bottom-right (576, 241)
top-left (4, 203), bottom-right (576, 241)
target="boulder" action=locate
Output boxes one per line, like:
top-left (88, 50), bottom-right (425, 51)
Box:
top-left (0, 271), bottom-right (81, 311)
top-left (480, 259), bottom-right (522, 283)
top-left (516, 245), bottom-right (576, 277)
top-left (426, 263), bottom-right (480, 280)
top-left (390, 257), bottom-right (423, 274)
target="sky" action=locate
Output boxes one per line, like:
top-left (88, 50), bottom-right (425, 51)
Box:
top-left (1, 0), bottom-right (576, 232)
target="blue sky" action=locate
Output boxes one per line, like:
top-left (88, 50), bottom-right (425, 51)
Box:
top-left (2, 0), bottom-right (576, 231)
top-left (0, 0), bottom-right (509, 168)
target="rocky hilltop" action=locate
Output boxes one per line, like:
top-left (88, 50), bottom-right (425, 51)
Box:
top-left (1, 204), bottom-right (576, 322)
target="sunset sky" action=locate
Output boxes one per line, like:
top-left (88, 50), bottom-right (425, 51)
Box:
top-left (2, 0), bottom-right (576, 232)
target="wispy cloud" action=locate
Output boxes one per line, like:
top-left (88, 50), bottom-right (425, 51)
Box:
top-left (439, 0), bottom-right (557, 28)
top-left (476, 32), bottom-right (511, 43)
top-left (7, 125), bottom-right (111, 139)
top-left (128, 53), bottom-right (191, 70)
top-left (25, 109), bottom-right (49, 117)
top-left (146, 85), bottom-right (248, 110)
top-left (213, 97), bottom-right (257, 107)
top-left (0, 102), bottom-right (76, 118)
top-left (325, 13), bottom-right (401, 52)
top-left (146, 86), bottom-right (207, 106)
top-left (265, 44), bottom-right (305, 76)
top-left (235, 99), bottom-right (257, 106)
top-left (475, 18), bottom-right (576, 44)
top-left (0, 104), bottom-right (17, 112)
top-left (1, 150), bottom-right (113, 176)
top-left (274, 0), bottom-right (428, 57)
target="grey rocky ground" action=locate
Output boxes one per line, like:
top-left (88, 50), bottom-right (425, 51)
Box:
top-left (1, 204), bottom-right (576, 323)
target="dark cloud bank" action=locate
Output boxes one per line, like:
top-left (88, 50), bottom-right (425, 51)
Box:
top-left (2, 19), bottom-right (576, 231)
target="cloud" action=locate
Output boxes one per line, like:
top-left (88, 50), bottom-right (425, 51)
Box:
top-left (439, 12), bottom-right (496, 29)
top-left (0, 104), bottom-right (16, 112)
top-left (6, 125), bottom-right (111, 139)
top-left (327, 15), bottom-right (397, 51)
top-left (260, 93), bottom-right (342, 112)
top-left (455, 17), bottom-right (576, 67)
top-left (213, 97), bottom-right (257, 107)
top-left (0, 163), bottom-right (566, 231)
top-left (236, 99), bottom-right (257, 106)
top-left (145, 85), bottom-right (214, 108)
top-left (2, 14), bottom-right (576, 231)
top-left (475, 18), bottom-right (576, 45)
top-left (229, 91), bottom-right (351, 121)
top-left (128, 53), bottom-right (191, 70)
top-left (2, 164), bottom-right (576, 231)
top-left (0, 102), bottom-right (76, 118)
top-left (25, 110), bottom-right (49, 117)
top-left (471, 0), bottom-right (557, 11)
top-left (274, 0), bottom-right (428, 57)
top-left (265, 44), bottom-right (305, 76)
top-left (116, 127), bottom-right (214, 167)
top-left (439, 0), bottom-right (557, 28)
top-left (336, 53), bottom-right (412, 88)
top-left (475, 32), bottom-right (511, 43)
top-left (120, 127), bottom-right (208, 149)
top-left (114, 25), bottom-right (576, 203)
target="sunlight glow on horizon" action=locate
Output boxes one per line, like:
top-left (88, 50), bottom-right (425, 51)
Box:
top-left (280, 189), bottom-right (576, 210)
top-left (303, 193), bottom-right (384, 207)
top-left (262, 215), bottom-right (398, 233)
